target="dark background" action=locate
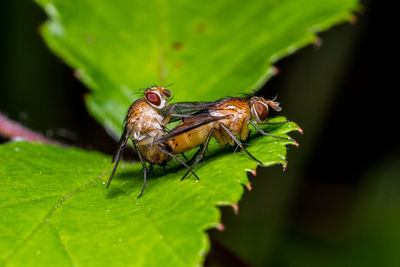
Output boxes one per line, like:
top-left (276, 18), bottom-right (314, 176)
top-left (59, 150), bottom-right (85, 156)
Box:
top-left (1, 0), bottom-right (398, 266)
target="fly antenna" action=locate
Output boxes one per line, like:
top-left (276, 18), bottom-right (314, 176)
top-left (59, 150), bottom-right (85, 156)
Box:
top-left (266, 95), bottom-right (282, 112)
top-left (133, 88), bottom-right (146, 98)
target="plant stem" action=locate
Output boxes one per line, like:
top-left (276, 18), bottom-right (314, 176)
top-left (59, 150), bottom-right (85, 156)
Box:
top-left (0, 113), bottom-right (62, 146)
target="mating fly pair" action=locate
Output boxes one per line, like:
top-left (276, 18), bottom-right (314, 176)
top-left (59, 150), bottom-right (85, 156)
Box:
top-left (108, 87), bottom-right (298, 198)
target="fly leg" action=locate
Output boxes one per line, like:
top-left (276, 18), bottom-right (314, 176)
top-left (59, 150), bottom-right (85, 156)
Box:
top-left (162, 165), bottom-right (168, 175)
top-left (181, 153), bottom-right (189, 161)
top-left (138, 163), bottom-right (153, 199)
top-left (133, 142), bottom-right (151, 198)
top-left (134, 143), bottom-right (149, 171)
top-left (154, 147), bottom-right (200, 180)
top-left (220, 123), bottom-right (263, 166)
top-left (187, 146), bottom-right (203, 164)
top-left (129, 142), bottom-right (150, 198)
top-left (148, 163), bottom-right (154, 174)
top-left (181, 129), bottom-right (214, 181)
top-left (248, 119), bottom-right (296, 142)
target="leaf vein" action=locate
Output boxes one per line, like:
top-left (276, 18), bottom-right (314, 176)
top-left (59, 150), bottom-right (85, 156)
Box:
top-left (3, 175), bottom-right (106, 264)
top-left (48, 222), bottom-right (75, 267)
top-left (0, 195), bottom-right (62, 210)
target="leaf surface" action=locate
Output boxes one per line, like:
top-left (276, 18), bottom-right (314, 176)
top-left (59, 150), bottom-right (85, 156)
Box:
top-left (5, 0), bottom-right (359, 265)
top-left (34, 0), bottom-right (358, 137)
top-left (1, 119), bottom-right (299, 266)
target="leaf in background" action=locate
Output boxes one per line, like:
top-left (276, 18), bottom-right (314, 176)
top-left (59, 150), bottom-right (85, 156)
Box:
top-left (1, 119), bottom-right (300, 266)
top-left (34, 0), bottom-right (358, 137)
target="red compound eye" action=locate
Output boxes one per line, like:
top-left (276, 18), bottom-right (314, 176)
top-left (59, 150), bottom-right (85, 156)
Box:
top-left (145, 92), bottom-right (161, 106)
top-left (254, 103), bottom-right (268, 121)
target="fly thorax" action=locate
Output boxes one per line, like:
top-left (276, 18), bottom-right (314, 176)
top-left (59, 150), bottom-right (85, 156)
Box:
top-left (143, 107), bottom-right (164, 127)
top-left (133, 108), bottom-right (164, 141)
top-left (138, 109), bottom-right (163, 136)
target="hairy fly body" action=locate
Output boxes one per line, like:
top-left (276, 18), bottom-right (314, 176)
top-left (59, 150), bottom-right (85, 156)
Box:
top-left (107, 86), bottom-right (198, 198)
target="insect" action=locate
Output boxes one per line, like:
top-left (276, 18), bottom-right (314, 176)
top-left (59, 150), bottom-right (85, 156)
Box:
top-left (107, 86), bottom-right (199, 198)
top-left (154, 96), bottom-right (297, 179)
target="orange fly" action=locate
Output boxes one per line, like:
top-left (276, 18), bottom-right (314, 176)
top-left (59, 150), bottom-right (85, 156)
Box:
top-left (154, 96), bottom-right (298, 179)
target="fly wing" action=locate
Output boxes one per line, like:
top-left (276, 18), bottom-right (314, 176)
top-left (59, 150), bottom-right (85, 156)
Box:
top-left (153, 114), bottom-right (229, 144)
top-left (112, 100), bottom-right (139, 162)
top-left (165, 101), bottom-right (217, 114)
top-left (162, 101), bottom-right (219, 123)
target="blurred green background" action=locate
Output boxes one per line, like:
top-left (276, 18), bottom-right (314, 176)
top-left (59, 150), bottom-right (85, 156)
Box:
top-left (1, 0), bottom-right (398, 266)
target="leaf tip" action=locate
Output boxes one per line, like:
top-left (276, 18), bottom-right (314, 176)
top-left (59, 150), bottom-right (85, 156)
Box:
top-left (246, 169), bottom-right (257, 177)
top-left (271, 66), bottom-right (280, 76)
top-left (246, 182), bottom-right (253, 191)
top-left (231, 204), bottom-right (239, 215)
top-left (312, 35), bottom-right (323, 49)
top-left (348, 13), bottom-right (359, 24)
top-left (74, 69), bottom-right (83, 79)
top-left (216, 223), bottom-right (225, 232)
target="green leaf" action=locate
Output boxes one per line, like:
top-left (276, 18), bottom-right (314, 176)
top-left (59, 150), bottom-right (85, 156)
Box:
top-left (0, 118), bottom-right (300, 266)
top-left (9, 0), bottom-right (357, 265)
top-left (34, 0), bottom-right (358, 137)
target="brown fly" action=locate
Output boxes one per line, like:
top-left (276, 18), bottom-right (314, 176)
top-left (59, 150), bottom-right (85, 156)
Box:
top-left (107, 86), bottom-right (199, 198)
top-left (154, 96), bottom-right (298, 179)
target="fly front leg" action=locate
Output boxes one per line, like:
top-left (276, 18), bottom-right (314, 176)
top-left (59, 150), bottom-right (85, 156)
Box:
top-left (220, 123), bottom-right (263, 166)
top-left (138, 163), bottom-right (153, 199)
top-left (135, 143), bottom-right (152, 199)
top-left (162, 165), bottom-right (168, 175)
top-left (248, 119), bottom-right (296, 142)
top-left (134, 142), bottom-right (149, 172)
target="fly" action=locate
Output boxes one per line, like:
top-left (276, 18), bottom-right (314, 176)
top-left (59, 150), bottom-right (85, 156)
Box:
top-left (107, 86), bottom-right (199, 198)
top-left (154, 96), bottom-right (298, 179)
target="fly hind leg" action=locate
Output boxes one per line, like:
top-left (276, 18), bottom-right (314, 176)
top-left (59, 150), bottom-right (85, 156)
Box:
top-left (154, 146), bottom-right (200, 180)
top-left (181, 129), bottom-right (214, 181)
top-left (220, 123), bottom-right (263, 166)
